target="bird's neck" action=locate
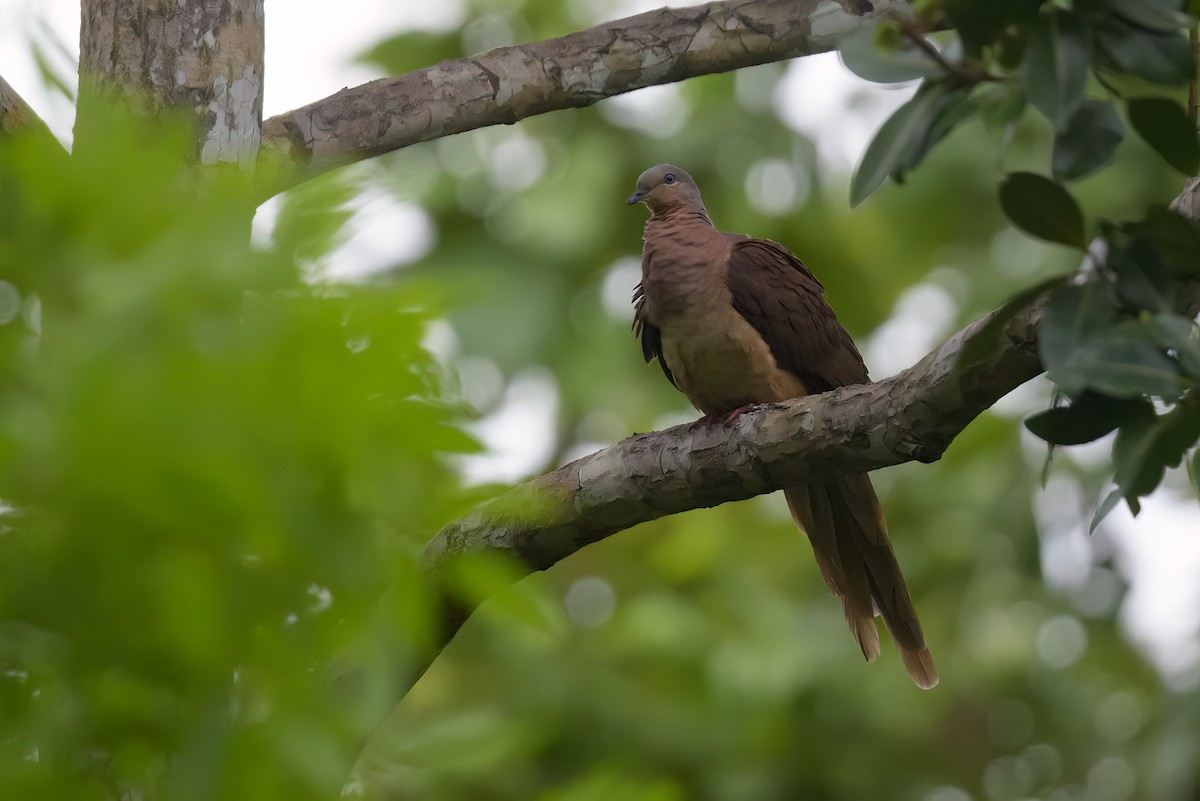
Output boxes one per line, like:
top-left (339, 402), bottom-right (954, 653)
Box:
top-left (648, 205), bottom-right (712, 227)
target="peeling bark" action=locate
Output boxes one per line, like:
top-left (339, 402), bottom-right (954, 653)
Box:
top-left (77, 0), bottom-right (265, 168)
top-left (423, 295), bottom-right (1043, 623)
top-left (259, 0), bottom-right (912, 189)
top-left (1, 75), bottom-right (49, 137)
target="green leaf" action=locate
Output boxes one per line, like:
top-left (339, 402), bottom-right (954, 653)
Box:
top-left (1024, 11), bottom-right (1088, 130)
top-left (972, 82), bottom-right (1027, 132)
top-left (31, 41), bottom-right (76, 102)
top-left (1127, 97), bottom-right (1200, 175)
top-left (1075, 328), bottom-right (1187, 399)
top-left (1124, 206), bottom-right (1200, 277)
top-left (1090, 487), bottom-right (1125, 531)
top-left (839, 27), bottom-right (943, 83)
top-left (1052, 100), bottom-right (1126, 181)
top-left (357, 30), bottom-right (462, 74)
top-left (1111, 0), bottom-right (1188, 34)
top-left (1107, 242), bottom-right (1177, 313)
top-left (945, 0), bottom-right (1042, 55)
top-left (1189, 448), bottom-right (1200, 500)
top-left (851, 83), bottom-right (951, 207)
top-left (1113, 399), bottom-right (1200, 502)
top-left (1098, 18), bottom-right (1195, 86)
top-left (956, 274), bottom-right (1070, 375)
top-left (999, 172), bottom-right (1086, 248)
top-left (1142, 312), bottom-right (1200, 376)
top-left (1039, 281), bottom-right (1119, 395)
top-left (896, 93), bottom-right (978, 183)
top-left (1113, 411), bottom-right (1164, 499)
top-left (1025, 392), bottom-right (1153, 445)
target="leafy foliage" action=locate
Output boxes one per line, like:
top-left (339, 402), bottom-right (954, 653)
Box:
top-left (843, 0), bottom-right (1200, 525)
top-left (0, 111), bottom-right (472, 800)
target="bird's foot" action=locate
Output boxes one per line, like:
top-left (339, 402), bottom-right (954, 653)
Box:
top-left (722, 403), bottom-right (764, 425)
top-left (689, 405), bottom-right (765, 431)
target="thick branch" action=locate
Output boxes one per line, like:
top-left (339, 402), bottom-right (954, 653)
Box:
top-left (424, 296), bottom-right (1043, 632)
top-left (259, 0), bottom-right (907, 189)
top-left (77, 0), bottom-right (264, 168)
top-left (0, 74), bottom-right (54, 138)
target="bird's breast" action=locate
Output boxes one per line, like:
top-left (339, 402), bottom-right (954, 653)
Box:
top-left (638, 220), bottom-right (807, 415)
top-left (652, 281), bottom-right (807, 416)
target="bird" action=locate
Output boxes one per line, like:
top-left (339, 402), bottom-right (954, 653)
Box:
top-left (626, 163), bottom-right (937, 689)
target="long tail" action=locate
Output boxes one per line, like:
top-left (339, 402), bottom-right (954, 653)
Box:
top-left (784, 475), bottom-right (938, 689)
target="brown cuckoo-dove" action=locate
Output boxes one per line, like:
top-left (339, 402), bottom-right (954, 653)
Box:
top-left (627, 164), bottom-right (937, 689)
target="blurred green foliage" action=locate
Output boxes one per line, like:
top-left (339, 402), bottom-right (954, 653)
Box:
top-left (0, 112), bottom-right (472, 799)
top-left (839, 0), bottom-right (1200, 523)
top-left (2, 1), bottom-right (1199, 801)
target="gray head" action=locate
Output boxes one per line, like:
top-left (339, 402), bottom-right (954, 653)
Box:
top-left (625, 164), bottom-right (707, 218)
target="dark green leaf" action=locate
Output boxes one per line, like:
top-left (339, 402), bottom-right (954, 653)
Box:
top-left (1025, 392), bottom-right (1153, 445)
top-left (1190, 448), bottom-right (1200, 500)
top-left (1113, 410), bottom-right (1164, 498)
top-left (1075, 329), bottom-right (1187, 399)
top-left (1036, 283), bottom-right (1189, 400)
top-left (851, 83), bottom-right (951, 207)
top-left (1124, 206), bottom-right (1200, 277)
top-left (1098, 18), bottom-right (1195, 86)
top-left (1052, 100), bottom-right (1125, 181)
top-left (945, 0), bottom-right (1043, 55)
top-left (1142, 312), bottom-right (1200, 375)
top-left (972, 82), bottom-right (1027, 132)
top-left (1107, 242), bottom-right (1177, 313)
top-left (839, 27), bottom-right (943, 83)
top-left (1024, 11), bottom-right (1088, 130)
top-left (1039, 281), bottom-right (1119, 395)
top-left (1113, 399), bottom-right (1200, 501)
top-left (1112, 0), bottom-right (1188, 34)
top-left (1127, 97), bottom-right (1200, 175)
top-left (896, 93), bottom-right (978, 183)
top-left (999, 172), bottom-right (1086, 248)
top-left (956, 274), bottom-right (1071, 375)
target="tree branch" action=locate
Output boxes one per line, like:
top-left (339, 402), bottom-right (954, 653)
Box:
top-left (77, 0), bottom-right (264, 167)
top-left (0, 74), bottom-right (56, 141)
top-left (422, 293), bottom-right (1044, 637)
top-left (258, 0), bottom-right (907, 192)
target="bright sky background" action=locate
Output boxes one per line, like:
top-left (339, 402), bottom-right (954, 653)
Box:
top-left (2, 0), bottom-right (1198, 686)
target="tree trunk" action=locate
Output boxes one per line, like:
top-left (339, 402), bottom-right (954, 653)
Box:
top-left (76, 0), bottom-right (265, 169)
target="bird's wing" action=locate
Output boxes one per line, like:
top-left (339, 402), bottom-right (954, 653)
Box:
top-left (724, 237), bottom-right (869, 392)
top-left (633, 280), bottom-right (676, 388)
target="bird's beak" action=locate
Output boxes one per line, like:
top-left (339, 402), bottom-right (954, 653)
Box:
top-left (626, 188), bottom-right (647, 205)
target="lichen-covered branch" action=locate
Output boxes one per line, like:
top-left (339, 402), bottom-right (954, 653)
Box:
top-left (1, 74), bottom-right (54, 139)
top-left (259, 0), bottom-right (907, 189)
top-left (422, 297), bottom-right (1044, 636)
top-left (77, 0), bottom-right (264, 168)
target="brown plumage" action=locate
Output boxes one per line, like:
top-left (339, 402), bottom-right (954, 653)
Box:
top-left (627, 164), bottom-right (937, 689)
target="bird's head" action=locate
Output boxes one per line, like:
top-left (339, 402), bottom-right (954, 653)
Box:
top-left (626, 164), bottom-right (706, 217)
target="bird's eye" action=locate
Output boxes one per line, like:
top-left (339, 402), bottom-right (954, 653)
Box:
top-left (663, 174), bottom-right (676, 185)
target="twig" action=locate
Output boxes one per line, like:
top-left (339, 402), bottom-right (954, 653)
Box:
top-left (894, 15), bottom-right (995, 86)
top-left (1190, 24), bottom-right (1198, 129)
